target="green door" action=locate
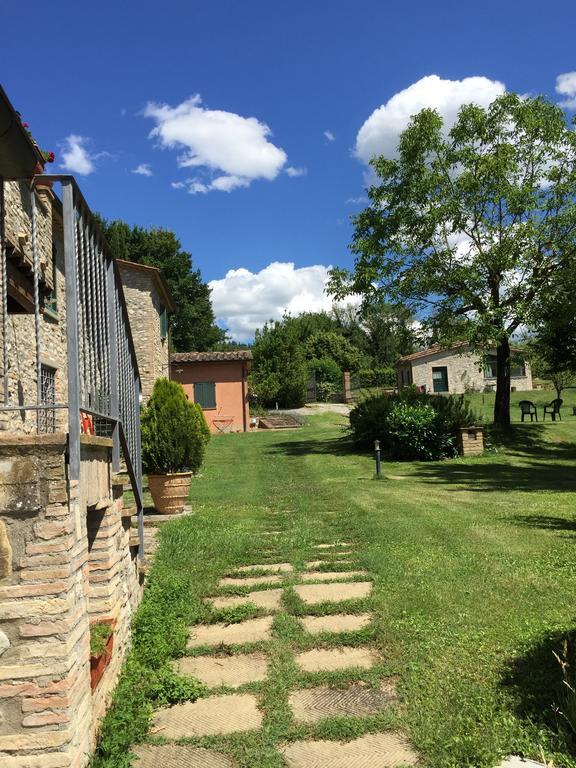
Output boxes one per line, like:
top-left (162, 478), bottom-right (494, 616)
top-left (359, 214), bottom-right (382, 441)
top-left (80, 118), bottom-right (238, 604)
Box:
top-left (432, 366), bottom-right (449, 393)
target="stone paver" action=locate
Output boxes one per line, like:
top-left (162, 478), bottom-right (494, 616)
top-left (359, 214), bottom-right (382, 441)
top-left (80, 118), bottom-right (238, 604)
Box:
top-left (497, 759), bottom-right (547, 768)
top-left (304, 559), bottom-right (352, 569)
top-left (295, 646), bottom-right (378, 673)
top-left (294, 581), bottom-right (372, 605)
top-left (132, 744), bottom-right (236, 768)
top-left (208, 588), bottom-right (283, 612)
top-left (314, 550), bottom-right (354, 558)
top-left (289, 683), bottom-right (396, 723)
top-left (314, 542), bottom-right (353, 549)
top-left (218, 574), bottom-right (282, 588)
top-left (300, 613), bottom-right (372, 635)
top-left (281, 732), bottom-right (418, 767)
top-left (175, 653), bottom-right (269, 688)
top-left (301, 570), bottom-right (367, 583)
top-left (152, 693), bottom-right (262, 737)
top-left (187, 616), bottom-right (274, 648)
top-left (234, 562), bottom-right (293, 574)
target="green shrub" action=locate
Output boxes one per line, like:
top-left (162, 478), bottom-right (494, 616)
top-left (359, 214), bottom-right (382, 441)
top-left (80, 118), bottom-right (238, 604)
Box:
top-left (355, 366), bottom-right (396, 388)
top-left (386, 401), bottom-right (455, 460)
top-left (309, 356), bottom-right (342, 385)
top-left (141, 379), bottom-right (209, 475)
top-left (316, 380), bottom-right (340, 402)
top-left (349, 388), bottom-right (479, 460)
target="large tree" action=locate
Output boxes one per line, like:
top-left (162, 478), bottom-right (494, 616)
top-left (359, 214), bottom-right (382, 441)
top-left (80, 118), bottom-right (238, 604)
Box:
top-left (329, 94), bottom-right (576, 425)
top-left (99, 219), bottom-right (225, 352)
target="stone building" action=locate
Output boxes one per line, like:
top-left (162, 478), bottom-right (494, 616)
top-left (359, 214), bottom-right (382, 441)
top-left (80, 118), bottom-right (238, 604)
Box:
top-left (0, 86), bottom-right (144, 767)
top-left (171, 351), bottom-right (252, 433)
top-left (117, 259), bottom-right (175, 403)
top-left (396, 343), bottom-right (533, 394)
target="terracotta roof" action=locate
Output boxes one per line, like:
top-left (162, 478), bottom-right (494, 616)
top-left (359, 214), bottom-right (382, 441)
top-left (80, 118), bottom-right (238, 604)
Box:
top-left (171, 350), bottom-right (253, 363)
top-left (117, 259), bottom-right (176, 312)
top-left (397, 342), bottom-right (526, 365)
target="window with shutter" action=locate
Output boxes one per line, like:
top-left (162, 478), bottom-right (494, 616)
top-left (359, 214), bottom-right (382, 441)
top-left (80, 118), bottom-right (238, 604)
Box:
top-left (193, 381), bottom-right (216, 409)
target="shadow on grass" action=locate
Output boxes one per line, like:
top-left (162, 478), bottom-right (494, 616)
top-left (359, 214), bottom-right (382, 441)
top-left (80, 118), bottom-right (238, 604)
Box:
top-left (418, 425), bottom-right (576, 493)
top-left (501, 629), bottom-right (576, 752)
top-left (265, 434), bottom-right (359, 457)
top-left (511, 515), bottom-right (576, 534)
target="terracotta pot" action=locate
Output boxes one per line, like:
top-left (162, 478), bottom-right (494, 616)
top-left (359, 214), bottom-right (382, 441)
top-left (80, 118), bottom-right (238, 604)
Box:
top-left (148, 472), bottom-right (192, 514)
top-left (89, 620), bottom-right (114, 692)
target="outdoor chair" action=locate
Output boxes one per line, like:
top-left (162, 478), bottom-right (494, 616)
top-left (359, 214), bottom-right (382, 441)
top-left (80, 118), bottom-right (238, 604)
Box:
top-left (519, 400), bottom-right (537, 422)
top-left (543, 398), bottom-right (563, 421)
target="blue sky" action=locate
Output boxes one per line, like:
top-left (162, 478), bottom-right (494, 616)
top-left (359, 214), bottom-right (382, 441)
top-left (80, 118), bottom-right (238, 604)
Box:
top-left (2, 0), bottom-right (576, 339)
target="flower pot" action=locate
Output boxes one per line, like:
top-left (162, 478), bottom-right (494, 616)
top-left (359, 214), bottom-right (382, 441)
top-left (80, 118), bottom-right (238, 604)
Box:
top-left (148, 472), bottom-right (192, 515)
top-left (89, 619), bottom-right (115, 692)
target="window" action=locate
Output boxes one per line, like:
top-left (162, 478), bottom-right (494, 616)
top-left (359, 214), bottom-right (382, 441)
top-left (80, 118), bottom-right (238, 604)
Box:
top-left (39, 365), bottom-right (56, 433)
top-left (159, 304), bottom-right (168, 341)
top-left (432, 366), bottom-right (449, 393)
top-left (45, 242), bottom-right (58, 315)
top-left (194, 381), bottom-right (216, 409)
top-left (484, 355), bottom-right (526, 379)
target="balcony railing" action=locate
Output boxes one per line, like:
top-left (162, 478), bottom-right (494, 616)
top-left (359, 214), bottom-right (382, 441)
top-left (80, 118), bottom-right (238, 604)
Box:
top-left (0, 175), bottom-right (144, 555)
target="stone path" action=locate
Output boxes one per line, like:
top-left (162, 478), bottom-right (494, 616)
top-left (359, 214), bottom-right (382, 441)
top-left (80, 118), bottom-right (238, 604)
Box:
top-left (134, 537), bottom-right (419, 767)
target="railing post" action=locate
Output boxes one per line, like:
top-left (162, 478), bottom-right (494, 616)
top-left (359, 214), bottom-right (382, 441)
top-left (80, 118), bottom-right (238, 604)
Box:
top-left (134, 371), bottom-right (144, 560)
top-left (62, 180), bottom-right (81, 481)
top-left (106, 258), bottom-right (120, 471)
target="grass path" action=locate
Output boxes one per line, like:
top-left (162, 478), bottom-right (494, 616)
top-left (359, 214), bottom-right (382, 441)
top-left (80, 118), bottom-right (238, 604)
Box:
top-left (95, 412), bottom-right (576, 767)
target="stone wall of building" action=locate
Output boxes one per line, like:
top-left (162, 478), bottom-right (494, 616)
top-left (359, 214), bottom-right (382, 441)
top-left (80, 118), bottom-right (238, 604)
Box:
top-left (0, 434), bottom-right (142, 767)
top-left (0, 182), bottom-right (69, 435)
top-left (118, 265), bottom-right (169, 403)
top-left (398, 348), bottom-right (533, 394)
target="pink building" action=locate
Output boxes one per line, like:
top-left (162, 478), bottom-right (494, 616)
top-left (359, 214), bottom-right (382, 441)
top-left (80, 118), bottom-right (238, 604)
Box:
top-left (171, 351), bottom-right (252, 433)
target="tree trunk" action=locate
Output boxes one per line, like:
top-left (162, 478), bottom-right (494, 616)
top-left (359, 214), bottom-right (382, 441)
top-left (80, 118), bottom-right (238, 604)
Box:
top-left (494, 337), bottom-right (511, 426)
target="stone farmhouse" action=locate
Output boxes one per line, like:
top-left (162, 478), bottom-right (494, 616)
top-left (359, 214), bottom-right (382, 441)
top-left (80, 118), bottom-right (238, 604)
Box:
top-left (171, 351), bottom-right (252, 433)
top-left (117, 259), bottom-right (175, 403)
top-left (0, 86), bottom-right (146, 767)
top-left (396, 343), bottom-right (533, 394)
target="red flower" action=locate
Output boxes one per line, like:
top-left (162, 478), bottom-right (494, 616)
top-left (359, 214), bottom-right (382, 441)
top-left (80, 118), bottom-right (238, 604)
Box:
top-left (22, 122), bottom-right (29, 128)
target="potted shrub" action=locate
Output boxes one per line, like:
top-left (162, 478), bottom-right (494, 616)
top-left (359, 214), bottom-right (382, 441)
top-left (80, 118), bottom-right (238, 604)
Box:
top-left (89, 618), bottom-right (115, 691)
top-left (141, 378), bottom-right (210, 514)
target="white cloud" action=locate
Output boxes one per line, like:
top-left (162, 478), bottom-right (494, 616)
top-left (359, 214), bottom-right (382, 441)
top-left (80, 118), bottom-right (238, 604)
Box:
top-left (324, 130), bottom-right (335, 142)
top-left (59, 134), bottom-right (95, 175)
top-left (355, 75), bottom-right (506, 164)
top-left (143, 95), bottom-right (287, 193)
top-left (286, 166), bottom-right (307, 177)
top-left (132, 163), bottom-right (153, 176)
top-left (209, 261), bottom-right (359, 342)
top-left (556, 72), bottom-right (576, 109)
top-left (346, 195), bottom-right (369, 205)
top-left (171, 181), bottom-right (186, 189)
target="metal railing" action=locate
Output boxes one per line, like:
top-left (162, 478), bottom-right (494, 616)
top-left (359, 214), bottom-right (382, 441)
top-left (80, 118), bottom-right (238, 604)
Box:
top-left (0, 175), bottom-right (144, 556)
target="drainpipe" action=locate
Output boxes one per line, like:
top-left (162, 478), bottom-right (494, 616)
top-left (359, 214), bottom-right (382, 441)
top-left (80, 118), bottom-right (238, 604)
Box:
top-left (241, 363), bottom-right (247, 432)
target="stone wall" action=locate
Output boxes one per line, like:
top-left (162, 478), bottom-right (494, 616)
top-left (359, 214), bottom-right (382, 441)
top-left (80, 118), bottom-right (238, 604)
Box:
top-left (0, 182), bottom-right (69, 435)
top-left (118, 265), bottom-right (169, 403)
top-left (398, 348), bottom-right (533, 394)
top-left (0, 434), bottom-right (142, 767)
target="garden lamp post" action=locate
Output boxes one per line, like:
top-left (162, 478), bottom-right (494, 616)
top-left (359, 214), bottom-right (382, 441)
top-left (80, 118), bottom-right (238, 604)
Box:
top-left (374, 439), bottom-right (382, 479)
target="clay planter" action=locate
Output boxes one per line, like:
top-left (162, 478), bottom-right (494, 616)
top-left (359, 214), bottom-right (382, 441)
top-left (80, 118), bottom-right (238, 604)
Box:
top-left (89, 619), bottom-right (115, 692)
top-left (148, 471), bottom-right (192, 514)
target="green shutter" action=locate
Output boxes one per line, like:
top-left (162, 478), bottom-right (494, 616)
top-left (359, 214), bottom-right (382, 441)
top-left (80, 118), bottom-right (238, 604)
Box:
top-left (160, 305), bottom-right (168, 340)
top-left (194, 382), bottom-right (216, 409)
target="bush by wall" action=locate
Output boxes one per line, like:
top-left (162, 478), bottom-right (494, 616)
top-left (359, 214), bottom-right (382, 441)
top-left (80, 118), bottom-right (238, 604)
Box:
top-left (349, 388), bottom-right (479, 460)
top-left (141, 379), bottom-right (210, 475)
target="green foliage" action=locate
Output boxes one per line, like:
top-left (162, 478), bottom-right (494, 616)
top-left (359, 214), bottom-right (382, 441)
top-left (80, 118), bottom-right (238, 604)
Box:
top-left (90, 622), bottom-right (113, 656)
top-left (97, 218), bottom-right (225, 352)
top-left (330, 93), bottom-right (576, 425)
top-left (91, 568), bottom-right (206, 768)
top-left (355, 366), bottom-right (396, 388)
top-left (309, 356), bottom-right (341, 384)
top-left (250, 318), bottom-right (309, 407)
top-left (141, 379), bottom-right (209, 474)
top-left (349, 388), bottom-right (478, 460)
top-left (305, 331), bottom-right (362, 372)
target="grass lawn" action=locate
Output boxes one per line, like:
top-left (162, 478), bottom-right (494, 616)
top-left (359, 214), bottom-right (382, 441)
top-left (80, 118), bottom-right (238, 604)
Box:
top-left (95, 406), bottom-right (576, 768)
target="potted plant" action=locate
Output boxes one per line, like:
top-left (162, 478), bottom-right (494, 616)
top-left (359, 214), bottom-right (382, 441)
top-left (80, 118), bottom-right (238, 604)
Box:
top-left (89, 618), bottom-right (115, 691)
top-left (141, 379), bottom-right (210, 514)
